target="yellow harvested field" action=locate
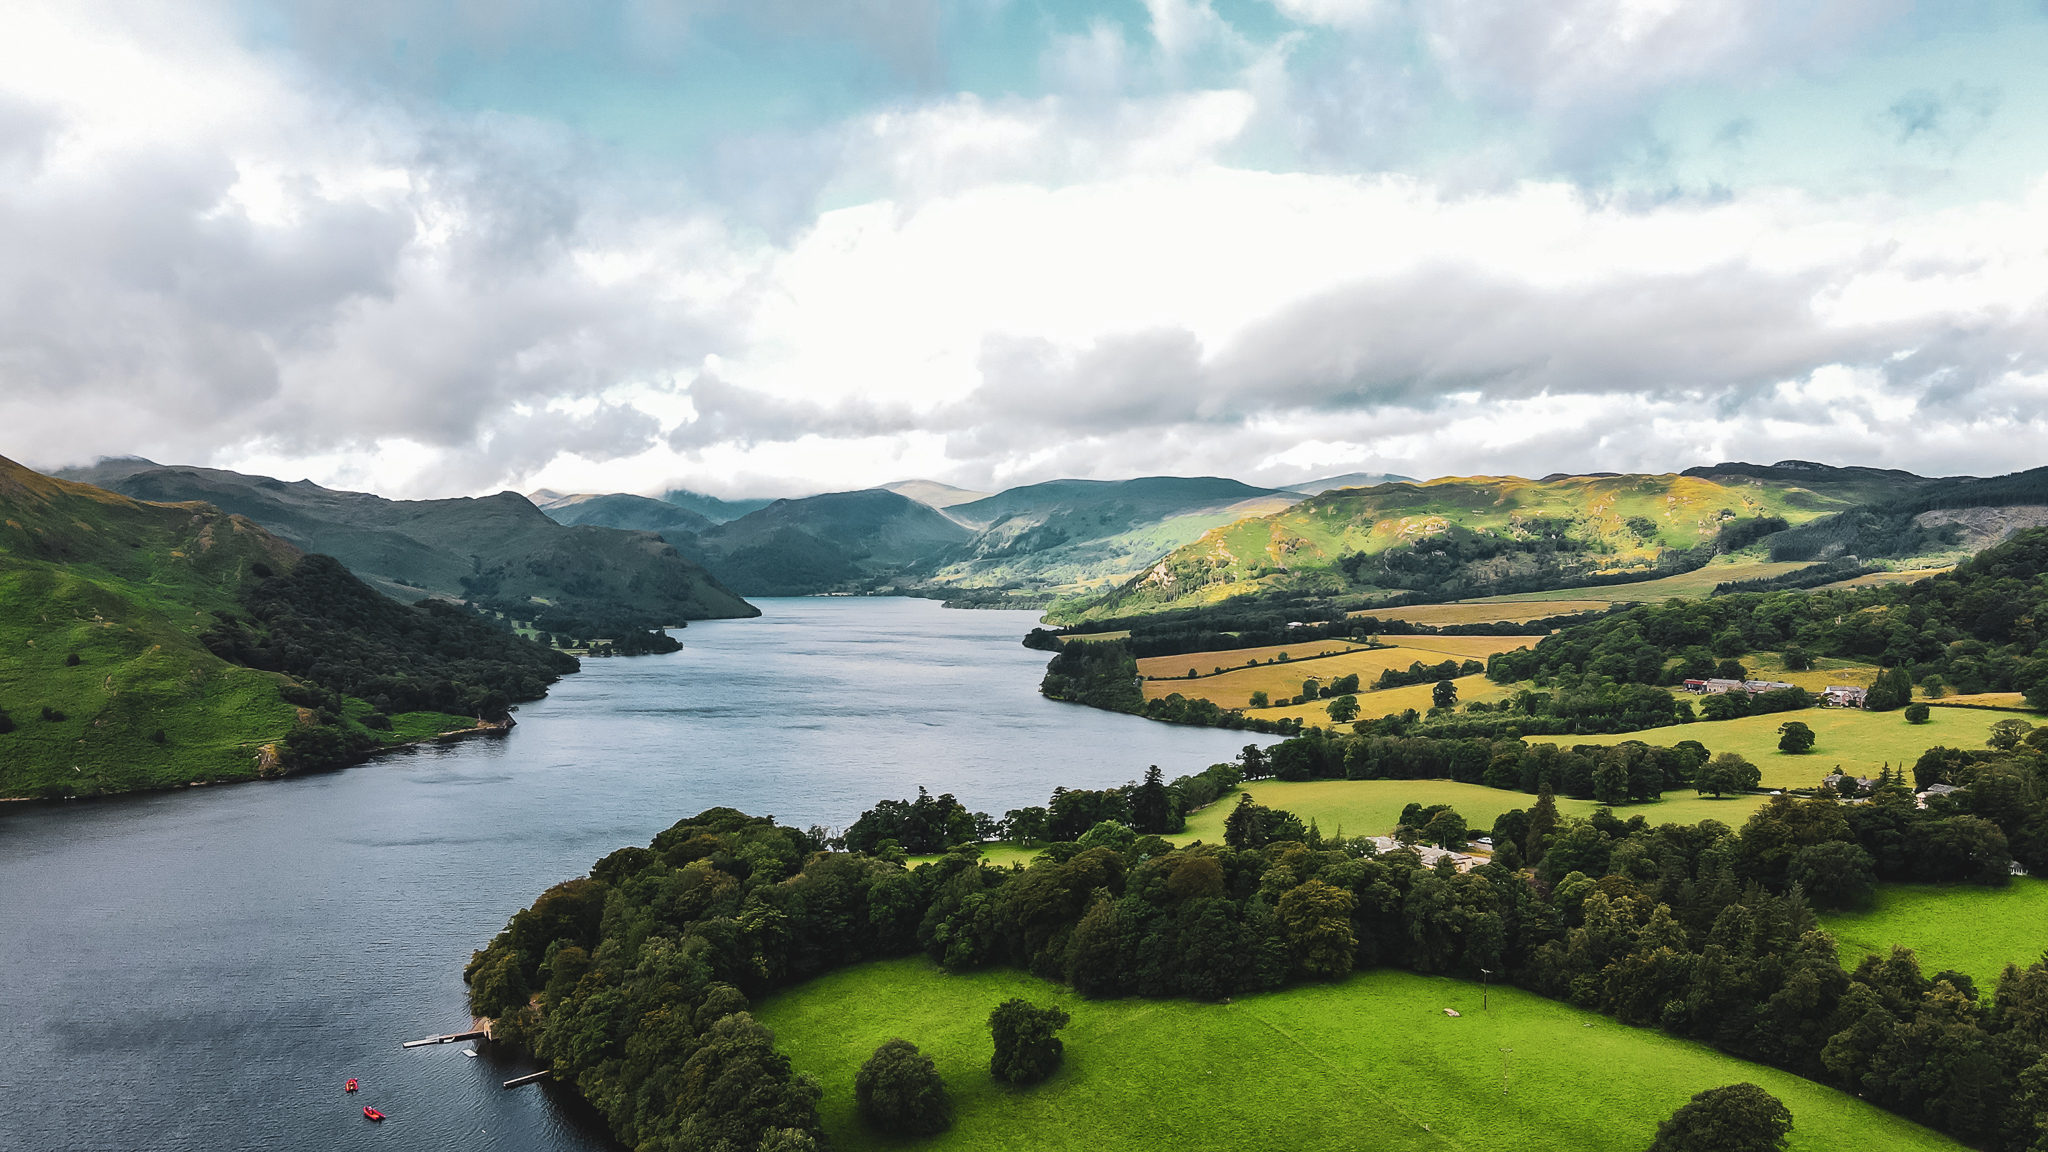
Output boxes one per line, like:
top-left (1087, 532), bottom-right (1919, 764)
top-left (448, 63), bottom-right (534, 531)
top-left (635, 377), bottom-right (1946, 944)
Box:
top-left (1241, 673), bottom-right (1506, 727)
top-left (1136, 640), bottom-right (1370, 679)
top-left (1144, 638), bottom-right (1530, 711)
top-left (1353, 600), bottom-right (1610, 626)
top-left (1393, 634), bottom-right (1538, 660)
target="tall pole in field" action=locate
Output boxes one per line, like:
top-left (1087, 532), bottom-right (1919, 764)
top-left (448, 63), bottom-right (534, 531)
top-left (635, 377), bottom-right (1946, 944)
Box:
top-left (1480, 967), bottom-right (1492, 1011)
top-left (1499, 1047), bottom-right (1512, 1095)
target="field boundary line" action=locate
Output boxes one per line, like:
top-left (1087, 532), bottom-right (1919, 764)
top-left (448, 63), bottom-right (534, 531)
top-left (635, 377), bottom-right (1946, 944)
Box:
top-left (1238, 1005), bottom-right (1467, 1151)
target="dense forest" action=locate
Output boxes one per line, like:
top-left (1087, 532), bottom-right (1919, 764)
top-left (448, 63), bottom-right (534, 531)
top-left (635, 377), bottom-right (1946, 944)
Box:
top-left (198, 554), bottom-right (579, 768)
top-left (470, 716), bottom-right (2048, 1151)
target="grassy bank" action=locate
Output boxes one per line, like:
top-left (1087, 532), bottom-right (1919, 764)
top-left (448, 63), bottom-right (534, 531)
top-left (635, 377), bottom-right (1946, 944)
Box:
top-left (1819, 881), bottom-right (2048, 985)
top-left (757, 959), bottom-right (1962, 1152)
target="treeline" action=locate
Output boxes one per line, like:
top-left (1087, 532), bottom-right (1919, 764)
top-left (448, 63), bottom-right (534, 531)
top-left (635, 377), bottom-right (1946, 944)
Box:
top-left (1490, 527), bottom-right (2048, 708)
top-left (199, 554), bottom-right (577, 768)
top-left (1712, 559), bottom-right (1881, 595)
top-left (1344, 532), bottom-right (1719, 601)
top-left (1029, 602), bottom-right (1616, 657)
top-left (470, 728), bottom-right (2048, 1151)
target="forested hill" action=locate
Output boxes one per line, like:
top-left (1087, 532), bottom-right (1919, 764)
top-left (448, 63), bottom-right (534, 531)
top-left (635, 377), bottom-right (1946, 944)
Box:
top-left (56, 458), bottom-right (757, 631)
top-left (1489, 526), bottom-right (2048, 706)
top-left (1063, 466), bottom-right (1952, 622)
top-left (665, 488), bottom-right (979, 597)
top-left (0, 456), bottom-right (577, 799)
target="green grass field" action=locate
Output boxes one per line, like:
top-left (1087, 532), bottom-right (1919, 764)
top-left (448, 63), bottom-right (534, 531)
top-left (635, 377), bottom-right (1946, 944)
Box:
top-left (1554, 706), bottom-right (2017, 790)
top-left (1170, 779), bottom-right (1768, 845)
top-left (1819, 881), bottom-right (2048, 986)
top-left (1461, 559), bottom-right (1814, 604)
top-left (757, 959), bottom-right (1963, 1152)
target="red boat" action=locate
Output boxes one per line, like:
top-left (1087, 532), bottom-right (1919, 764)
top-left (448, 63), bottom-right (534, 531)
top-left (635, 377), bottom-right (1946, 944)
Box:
top-left (362, 1107), bottom-right (385, 1122)
top-left (344, 1078), bottom-right (358, 1093)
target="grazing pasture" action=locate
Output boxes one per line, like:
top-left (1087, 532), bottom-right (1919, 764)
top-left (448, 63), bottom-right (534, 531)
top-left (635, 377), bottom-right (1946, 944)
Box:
top-left (1351, 600), bottom-right (1610, 626)
top-left (1240, 674), bottom-right (1504, 727)
top-left (1820, 881), bottom-right (2048, 986)
top-left (1461, 560), bottom-right (1813, 604)
top-left (1170, 778), bottom-right (1768, 845)
top-left (1555, 706), bottom-right (2018, 789)
top-left (757, 960), bottom-right (1963, 1152)
top-left (1146, 637), bottom-right (1534, 712)
top-left (1135, 640), bottom-right (1371, 681)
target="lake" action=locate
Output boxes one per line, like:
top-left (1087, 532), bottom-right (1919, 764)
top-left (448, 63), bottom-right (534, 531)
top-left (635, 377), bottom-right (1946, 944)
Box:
top-left (0, 598), bottom-right (1268, 1151)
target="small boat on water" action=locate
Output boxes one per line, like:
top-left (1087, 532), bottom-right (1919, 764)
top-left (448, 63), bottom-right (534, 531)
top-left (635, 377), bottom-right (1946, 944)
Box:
top-left (362, 1106), bottom-right (385, 1122)
top-left (463, 1048), bottom-right (479, 1058)
top-left (344, 1078), bottom-right (359, 1093)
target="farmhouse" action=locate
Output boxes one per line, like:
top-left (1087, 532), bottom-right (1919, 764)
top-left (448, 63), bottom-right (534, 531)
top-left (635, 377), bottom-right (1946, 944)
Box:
top-left (1367, 837), bottom-right (1483, 872)
top-left (1824, 685), bottom-right (1869, 708)
top-left (1681, 678), bottom-right (1797, 696)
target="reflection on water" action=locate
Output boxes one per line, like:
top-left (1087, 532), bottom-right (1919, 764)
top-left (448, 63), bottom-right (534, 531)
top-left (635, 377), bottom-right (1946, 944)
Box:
top-left (0, 598), bottom-right (1267, 1151)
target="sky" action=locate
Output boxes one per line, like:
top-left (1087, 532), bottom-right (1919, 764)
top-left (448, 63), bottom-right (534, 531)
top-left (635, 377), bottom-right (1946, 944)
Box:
top-left (3, 1), bottom-right (2048, 500)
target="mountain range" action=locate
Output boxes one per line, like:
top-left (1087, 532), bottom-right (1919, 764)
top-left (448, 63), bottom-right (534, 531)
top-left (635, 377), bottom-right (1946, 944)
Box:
top-left (59, 459), bottom-right (756, 631)
top-left (0, 455), bottom-right (577, 799)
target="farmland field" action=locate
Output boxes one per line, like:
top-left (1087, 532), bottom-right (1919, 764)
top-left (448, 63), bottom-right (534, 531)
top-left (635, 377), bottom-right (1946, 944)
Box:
top-left (1812, 568), bottom-right (1952, 591)
top-left (1171, 778), bottom-right (1769, 845)
top-left (1554, 706), bottom-right (2019, 789)
top-left (1819, 881), bottom-right (2048, 985)
top-left (1147, 637), bottom-right (1534, 712)
top-left (1136, 640), bottom-right (1371, 680)
top-left (1241, 673), bottom-right (1506, 727)
top-left (1461, 560), bottom-right (1814, 604)
top-left (1353, 600), bottom-right (1610, 626)
top-left (756, 959), bottom-right (1963, 1152)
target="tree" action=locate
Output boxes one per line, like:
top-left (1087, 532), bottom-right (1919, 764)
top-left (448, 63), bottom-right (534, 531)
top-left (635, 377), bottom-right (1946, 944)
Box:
top-left (1131, 765), bottom-right (1172, 834)
top-left (855, 1039), bottom-right (952, 1136)
top-left (1433, 679), bottom-right (1458, 709)
top-left (989, 999), bottom-right (1070, 1084)
top-left (1248, 690), bottom-right (1269, 708)
top-left (1988, 718), bottom-right (2034, 752)
top-left (1646, 1083), bottom-right (1792, 1152)
top-left (1777, 721), bottom-right (1816, 754)
top-left (1525, 786), bottom-right (1560, 861)
top-left (1327, 695), bottom-right (1360, 724)
top-left (1276, 878), bottom-right (1357, 978)
top-left (1904, 702), bottom-right (1931, 723)
top-left (1422, 807), bottom-right (1467, 849)
top-left (1864, 666), bottom-right (1915, 712)
top-left (1781, 645), bottom-right (1813, 672)
top-left (1697, 753), bottom-right (1761, 797)
top-left (1787, 841), bottom-right (1876, 910)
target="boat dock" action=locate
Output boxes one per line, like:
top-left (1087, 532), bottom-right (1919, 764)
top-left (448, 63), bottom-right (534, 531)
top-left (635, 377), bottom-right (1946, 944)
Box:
top-left (401, 1029), bottom-right (488, 1049)
top-left (502, 1070), bottom-right (551, 1089)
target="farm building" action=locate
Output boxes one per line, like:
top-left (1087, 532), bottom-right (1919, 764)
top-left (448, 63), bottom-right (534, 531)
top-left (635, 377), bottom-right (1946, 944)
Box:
top-left (1682, 678), bottom-right (1796, 696)
top-left (1367, 837), bottom-right (1483, 872)
top-left (1824, 685), bottom-right (1869, 708)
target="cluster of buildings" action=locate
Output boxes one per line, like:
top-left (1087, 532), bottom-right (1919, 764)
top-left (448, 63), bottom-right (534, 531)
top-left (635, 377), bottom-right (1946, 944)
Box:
top-left (1678, 678), bottom-right (1870, 708)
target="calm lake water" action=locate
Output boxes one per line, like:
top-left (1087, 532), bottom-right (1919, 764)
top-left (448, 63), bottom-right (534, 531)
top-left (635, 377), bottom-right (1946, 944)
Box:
top-left (0, 598), bottom-right (1267, 1151)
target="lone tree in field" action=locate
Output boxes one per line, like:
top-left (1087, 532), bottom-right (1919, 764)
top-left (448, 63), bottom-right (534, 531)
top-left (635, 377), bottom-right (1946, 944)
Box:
top-left (1432, 679), bottom-right (1458, 710)
top-left (1327, 694), bottom-right (1360, 724)
top-left (988, 999), bottom-right (1070, 1084)
top-left (1777, 721), bottom-right (1816, 754)
top-left (854, 1039), bottom-right (952, 1136)
top-left (1904, 702), bottom-right (1931, 723)
top-left (1645, 1083), bottom-right (1792, 1152)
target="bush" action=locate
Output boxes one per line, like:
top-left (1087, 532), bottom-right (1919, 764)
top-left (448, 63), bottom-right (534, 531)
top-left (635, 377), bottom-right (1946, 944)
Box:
top-left (989, 999), bottom-right (1071, 1084)
top-left (0, 707), bottom-right (13, 735)
top-left (1646, 1082), bottom-right (1792, 1152)
top-left (40, 705), bottom-right (66, 722)
top-left (855, 1039), bottom-right (952, 1136)
top-left (1904, 702), bottom-right (1931, 724)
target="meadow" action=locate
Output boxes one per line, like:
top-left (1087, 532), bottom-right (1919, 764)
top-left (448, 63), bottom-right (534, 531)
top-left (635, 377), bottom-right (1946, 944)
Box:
top-left (1135, 639), bottom-right (1371, 680)
top-left (1353, 600), bottom-right (1611, 626)
top-left (1554, 706), bottom-right (2016, 789)
top-left (1461, 559), bottom-right (1814, 604)
top-left (1170, 778), bottom-right (1768, 845)
top-left (756, 959), bottom-right (1963, 1152)
top-left (1241, 673), bottom-right (1504, 727)
top-left (1819, 881), bottom-right (2048, 985)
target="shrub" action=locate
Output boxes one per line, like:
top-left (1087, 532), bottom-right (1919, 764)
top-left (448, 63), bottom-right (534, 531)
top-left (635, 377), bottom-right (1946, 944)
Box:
top-left (989, 999), bottom-right (1070, 1084)
top-left (65, 652), bottom-right (81, 667)
top-left (1904, 702), bottom-right (1931, 724)
top-left (40, 705), bottom-right (66, 722)
top-left (0, 707), bottom-right (13, 735)
top-left (855, 1039), bottom-right (952, 1136)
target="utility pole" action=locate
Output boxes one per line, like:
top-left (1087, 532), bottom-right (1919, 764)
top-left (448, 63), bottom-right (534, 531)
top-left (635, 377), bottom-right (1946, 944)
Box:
top-left (1479, 967), bottom-right (1493, 1010)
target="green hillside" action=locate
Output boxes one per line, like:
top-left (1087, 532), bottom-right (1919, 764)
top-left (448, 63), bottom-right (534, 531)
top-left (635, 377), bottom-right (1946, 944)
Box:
top-left (760, 960), bottom-right (1963, 1152)
top-left (532, 491), bottom-right (716, 534)
top-left (0, 456), bottom-right (572, 799)
top-left (1066, 467), bottom-right (1932, 622)
top-left (57, 458), bottom-right (756, 628)
top-left (667, 488), bottom-right (979, 596)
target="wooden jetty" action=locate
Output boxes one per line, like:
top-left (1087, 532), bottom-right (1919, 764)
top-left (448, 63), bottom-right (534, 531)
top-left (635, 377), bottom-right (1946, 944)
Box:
top-left (401, 1029), bottom-right (488, 1049)
top-left (503, 1070), bottom-right (552, 1089)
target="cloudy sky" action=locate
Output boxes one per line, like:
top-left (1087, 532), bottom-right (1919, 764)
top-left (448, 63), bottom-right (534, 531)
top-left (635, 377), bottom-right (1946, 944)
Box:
top-left (4, 1), bottom-right (2047, 499)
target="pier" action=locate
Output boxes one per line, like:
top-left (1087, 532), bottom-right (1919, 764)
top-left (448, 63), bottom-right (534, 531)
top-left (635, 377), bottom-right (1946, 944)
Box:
top-left (401, 1029), bottom-right (488, 1049)
top-left (502, 1070), bottom-right (551, 1089)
